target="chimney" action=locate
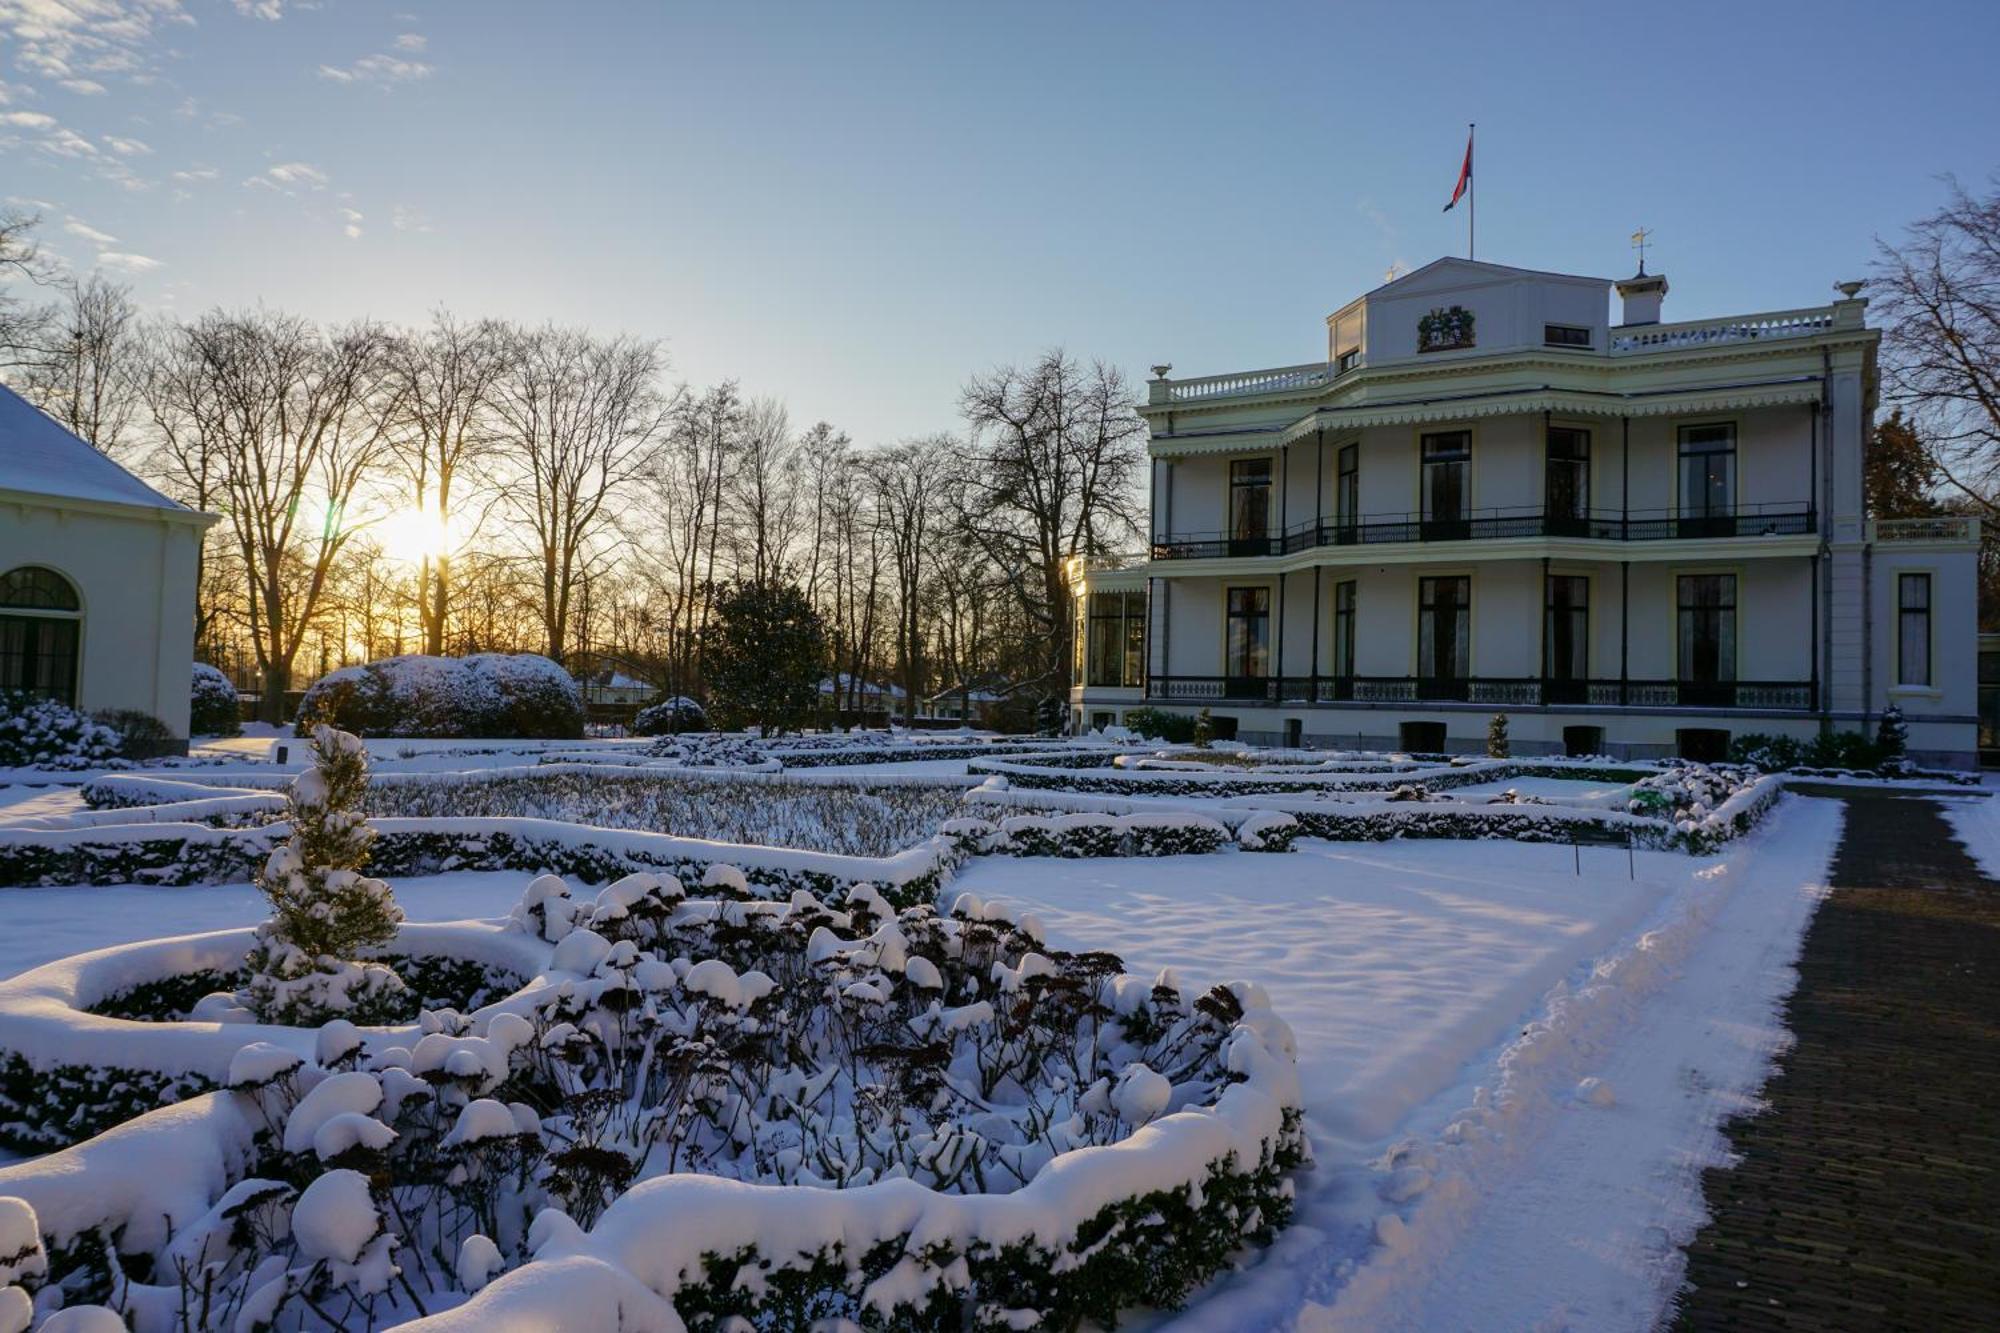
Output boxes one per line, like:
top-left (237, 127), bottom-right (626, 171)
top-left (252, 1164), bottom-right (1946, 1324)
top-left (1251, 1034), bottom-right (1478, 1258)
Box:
top-left (1616, 270), bottom-right (1668, 326)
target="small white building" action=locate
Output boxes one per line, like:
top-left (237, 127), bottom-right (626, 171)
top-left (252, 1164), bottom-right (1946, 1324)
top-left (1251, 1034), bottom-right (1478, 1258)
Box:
top-left (0, 384), bottom-right (215, 743)
top-left (1073, 258), bottom-right (1981, 767)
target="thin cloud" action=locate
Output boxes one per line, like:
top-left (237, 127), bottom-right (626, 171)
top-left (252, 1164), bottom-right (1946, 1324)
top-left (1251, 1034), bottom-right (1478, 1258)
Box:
top-left (340, 206), bottom-right (363, 239)
top-left (171, 165), bottom-right (219, 183)
top-left (58, 77), bottom-right (106, 95)
top-left (0, 110), bottom-right (56, 130)
top-left (64, 218), bottom-right (118, 247)
top-left (247, 161), bottom-right (330, 192)
top-left (319, 52), bottom-right (433, 85)
top-left (393, 33), bottom-right (426, 52)
top-left (391, 203), bottom-right (433, 234)
top-left (102, 134), bottom-right (151, 156)
top-left (97, 251), bottom-right (162, 273)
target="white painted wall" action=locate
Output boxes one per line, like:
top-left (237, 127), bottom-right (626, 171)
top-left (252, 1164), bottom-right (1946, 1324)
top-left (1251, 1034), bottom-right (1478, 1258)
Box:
top-left (0, 499), bottom-right (202, 737)
top-left (1871, 547), bottom-right (1977, 727)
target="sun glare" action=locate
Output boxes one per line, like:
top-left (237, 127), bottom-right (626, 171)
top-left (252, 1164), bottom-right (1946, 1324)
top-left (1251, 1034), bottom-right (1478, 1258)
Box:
top-left (375, 506), bottom-right (460, 565)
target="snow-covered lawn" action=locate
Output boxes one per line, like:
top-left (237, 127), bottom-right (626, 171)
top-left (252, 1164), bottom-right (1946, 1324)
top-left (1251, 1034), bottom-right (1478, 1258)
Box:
top-left (1939, 792), bottom-right (2000, 877)
top-left (956, 837), bottom-right (1666, 1143)
top-left (954, 799), bottom-right (1842, 1331)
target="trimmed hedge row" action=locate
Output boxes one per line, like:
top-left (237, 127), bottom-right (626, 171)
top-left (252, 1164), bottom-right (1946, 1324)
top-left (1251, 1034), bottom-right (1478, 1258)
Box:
top-left (941, 810), bottom-right (1297, 857)
top-left (971, 757), bottom-right (1657, 798)
top-left (0, 824), bottom-right (958, 912)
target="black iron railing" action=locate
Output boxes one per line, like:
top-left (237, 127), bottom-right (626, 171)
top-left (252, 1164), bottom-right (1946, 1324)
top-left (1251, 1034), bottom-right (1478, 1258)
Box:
top-left (1149, 503), bottom-right (1815, 561)
top-left (1142, 675), bottom-right (1816, 711)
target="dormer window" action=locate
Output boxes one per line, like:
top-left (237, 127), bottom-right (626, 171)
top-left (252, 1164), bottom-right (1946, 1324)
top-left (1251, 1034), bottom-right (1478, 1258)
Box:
top-left (1336, 348), bottom-right (1360, 374)
top-left (1544, 323), bottom-right (1591, 348)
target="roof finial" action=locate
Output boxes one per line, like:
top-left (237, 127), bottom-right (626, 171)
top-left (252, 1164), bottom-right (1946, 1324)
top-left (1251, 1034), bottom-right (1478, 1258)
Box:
top-left (1631, 227), bottom-right (1652, 276)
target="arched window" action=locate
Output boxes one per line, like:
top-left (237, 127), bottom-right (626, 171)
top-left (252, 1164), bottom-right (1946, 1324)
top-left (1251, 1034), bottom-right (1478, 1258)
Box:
top-left (0, 566), bottom-right (83, 706)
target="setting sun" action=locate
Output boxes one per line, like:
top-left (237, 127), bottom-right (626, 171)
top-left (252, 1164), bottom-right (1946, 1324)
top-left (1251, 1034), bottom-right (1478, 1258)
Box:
top-left (374, 505), bottom-right (460, 565)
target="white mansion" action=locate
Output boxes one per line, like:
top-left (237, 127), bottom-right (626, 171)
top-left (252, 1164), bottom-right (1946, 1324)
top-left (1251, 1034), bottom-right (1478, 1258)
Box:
top-left (1071, 258), bottom-right (1980, 767)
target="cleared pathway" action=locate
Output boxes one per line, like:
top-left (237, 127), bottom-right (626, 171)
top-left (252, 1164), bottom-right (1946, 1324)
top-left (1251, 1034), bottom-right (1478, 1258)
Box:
top-left (1676, 790), bottom-right (2000, 1329)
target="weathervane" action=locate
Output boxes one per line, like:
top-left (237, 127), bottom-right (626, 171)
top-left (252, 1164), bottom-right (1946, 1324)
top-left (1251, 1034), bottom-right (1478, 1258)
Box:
top-left (1631, 227), bottom-right (1653, 275)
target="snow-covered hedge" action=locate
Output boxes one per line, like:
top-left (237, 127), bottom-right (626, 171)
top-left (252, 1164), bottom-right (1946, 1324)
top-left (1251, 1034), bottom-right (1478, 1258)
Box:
top-left (0, 879), bottom-right (1305, 1331)
top-left (940, 810), bottom-right (1292, 857)
top-left (189, 662), bottom-right (242, 738)
top-left (0, 693), bottom-right (119, 771)
top-left (0, 922), bottom-right (546, 1152)
top-left (0, 816), bottom-right (960, 906)
top-left (775, 740), bottom-right (1077, 769)
top-left (1269, 772), bottom-right (1785, 855)
top-left (639, 732), bottom-right (778, 769)
top-left (294, 654), bottom-right (585, 740)
top-left (971, 756), bottom-right (1656, 799)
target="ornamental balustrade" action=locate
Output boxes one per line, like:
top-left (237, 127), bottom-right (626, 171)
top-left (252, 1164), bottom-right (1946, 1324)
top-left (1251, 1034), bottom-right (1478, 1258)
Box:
top-left (1145, 305), bottom-right (1841, 403)
top-left (1606, 308), bottom-right (1835, 354)
top-left (1870, 515), bottom-right (1980, 544)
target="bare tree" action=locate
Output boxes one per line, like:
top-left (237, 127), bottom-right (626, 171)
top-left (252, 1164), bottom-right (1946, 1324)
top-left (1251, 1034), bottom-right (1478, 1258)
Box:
top-left (17, 274), bottom-right (143, 454)
top-left (490, 325), bottom-right (669, 665)
top-left (867, 437), bottom-right (955, 724)
top-left (728, 396), bottom-right (804, 585)
top-left (382, 312), bottom-right (510, 655)
top-left (147, 310), bottom-right (396, 721)
top-left (1873, 176), bottom-right (2000, 516)
top-left (647, 381), bottom-right (742, 694)
top-left (0, 208), bottom-right (55, 370)
top-left (958, 348), bottom-right (1147, 692)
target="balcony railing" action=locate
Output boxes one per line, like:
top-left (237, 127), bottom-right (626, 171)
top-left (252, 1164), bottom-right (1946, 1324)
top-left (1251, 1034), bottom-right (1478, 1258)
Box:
top-left (1871, 515), bottom-right (1980, 544)
top-left (1608, 307), bottom-right (1835, 354)
top-left (1144, 675), bottom-right (1816, 711)
top-left (1150, 503), bottom-right (1816, 561)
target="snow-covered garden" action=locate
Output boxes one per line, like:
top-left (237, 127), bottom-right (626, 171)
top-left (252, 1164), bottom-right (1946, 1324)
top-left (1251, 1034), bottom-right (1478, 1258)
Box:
top-left (0, 720), bottom-right (1957, 1329)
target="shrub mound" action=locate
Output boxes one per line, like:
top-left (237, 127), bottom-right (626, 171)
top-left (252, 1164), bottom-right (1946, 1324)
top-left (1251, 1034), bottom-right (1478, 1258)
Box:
top-left (295, 654), bottom-right (584, 739)
top-left (0, 873), bottom-right (1304, 1331)
top-left (629, 694), bottom-right (708, 735)
top-left (189, 663), bottom-right (242, 737)
top-left (0, 693), bottom-right (118, 770)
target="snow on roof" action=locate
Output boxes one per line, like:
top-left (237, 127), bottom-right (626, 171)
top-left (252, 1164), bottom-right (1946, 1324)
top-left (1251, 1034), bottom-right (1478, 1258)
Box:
top-left (0, 382), bottom-right (195, 515)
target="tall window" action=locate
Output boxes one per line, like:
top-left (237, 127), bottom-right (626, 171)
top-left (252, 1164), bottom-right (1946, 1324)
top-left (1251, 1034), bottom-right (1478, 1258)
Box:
top-left (1899, 573), bottom-right (1932, 686)
top-left (1420, 431), bottom-right (1470, 538)
top-left (1545, 427), bottom-right (1590, 528)
top-left (1678, 424), bottom-right (1736, 532)
top-left (1086, 590), bottom-right (1147, 688)
top-left (0, 566), bottom-right (83, 707)
top-left (1226, 586), bottom-right (1271, 681)
top-left (1229, 458), bottom-right (1272, 551)
top-left (1418, 576), bottom-right (1470, 684)
top-left (1332, 580), bottom-right (1356, 680)
top-left (1335, 443), bottom-right (1359, 539)
top-left (1677, 574), bottom-right (1737, 683)
top-left (1544, 575), bottom-right (1589, 692)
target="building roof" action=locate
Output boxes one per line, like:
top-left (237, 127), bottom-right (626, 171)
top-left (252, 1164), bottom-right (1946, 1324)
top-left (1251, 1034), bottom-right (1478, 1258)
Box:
top-left (0, 382), bottom-right (197, 516)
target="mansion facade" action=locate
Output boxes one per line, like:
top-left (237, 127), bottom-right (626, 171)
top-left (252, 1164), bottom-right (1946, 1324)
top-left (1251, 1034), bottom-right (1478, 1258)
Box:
top-left (1071, 258), bottom-right (1980, 767)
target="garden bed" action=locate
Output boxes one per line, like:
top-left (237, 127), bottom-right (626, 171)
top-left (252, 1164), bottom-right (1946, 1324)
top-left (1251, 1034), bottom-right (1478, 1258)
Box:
top-left (0, 875), bottom-right (1305, 1330)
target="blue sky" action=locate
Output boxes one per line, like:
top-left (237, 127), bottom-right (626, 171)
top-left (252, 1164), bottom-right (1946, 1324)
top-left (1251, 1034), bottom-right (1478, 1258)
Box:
top-left (3, 0), bottom-right (1996, 443)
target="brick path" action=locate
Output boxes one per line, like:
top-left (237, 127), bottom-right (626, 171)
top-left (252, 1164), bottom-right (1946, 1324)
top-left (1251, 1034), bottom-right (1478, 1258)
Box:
top-left (1675, 791), bottom-right (2000, 1330)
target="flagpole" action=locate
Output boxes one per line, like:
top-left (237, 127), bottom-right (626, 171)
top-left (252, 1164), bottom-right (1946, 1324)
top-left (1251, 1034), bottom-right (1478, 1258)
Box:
top-left (1467, 122), bottom-right (1475, 261)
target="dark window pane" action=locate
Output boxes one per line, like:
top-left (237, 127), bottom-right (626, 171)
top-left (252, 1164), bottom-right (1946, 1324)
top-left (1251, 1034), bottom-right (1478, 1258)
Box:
top-left (0, 567), bottom-right (81, 611)
top-left (1899, 573), bottom-right (1931, 686)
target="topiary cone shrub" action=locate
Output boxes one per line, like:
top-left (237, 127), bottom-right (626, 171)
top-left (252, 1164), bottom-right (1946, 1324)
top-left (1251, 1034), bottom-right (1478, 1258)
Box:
top-left (1486, 712), bottom-right (1510, 759)
top-left (1875, 703), bottom-right (1908, 762)
top-left (239, 724), bottom-right (407, 1026)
